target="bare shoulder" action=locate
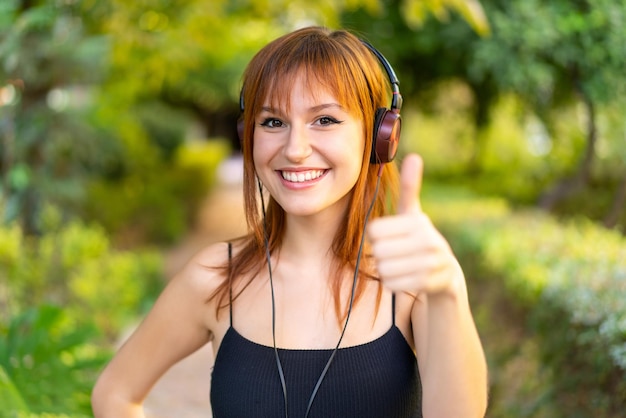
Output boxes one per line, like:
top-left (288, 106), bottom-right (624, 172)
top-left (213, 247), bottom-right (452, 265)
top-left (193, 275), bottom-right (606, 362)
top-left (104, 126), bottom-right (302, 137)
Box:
top-left (170, 241), bottom-right (231, 297)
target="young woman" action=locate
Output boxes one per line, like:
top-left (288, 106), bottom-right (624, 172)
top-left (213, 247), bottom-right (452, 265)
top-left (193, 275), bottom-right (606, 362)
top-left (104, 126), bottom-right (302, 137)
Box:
top-left (92, 26), bottom-right (488, 418)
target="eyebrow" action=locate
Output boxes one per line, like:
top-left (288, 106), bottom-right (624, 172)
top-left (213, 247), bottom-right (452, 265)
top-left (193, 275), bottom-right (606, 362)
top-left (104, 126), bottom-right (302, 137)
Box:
top-left (310, 103), bottom-right (345, 112)
top-left (260, 103), bottom-right (346, 114)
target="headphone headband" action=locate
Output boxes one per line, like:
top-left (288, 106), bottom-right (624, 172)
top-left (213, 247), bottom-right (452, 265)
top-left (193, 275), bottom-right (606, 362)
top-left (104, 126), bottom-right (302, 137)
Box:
top-left (359, 40), bottom-right (402, 111)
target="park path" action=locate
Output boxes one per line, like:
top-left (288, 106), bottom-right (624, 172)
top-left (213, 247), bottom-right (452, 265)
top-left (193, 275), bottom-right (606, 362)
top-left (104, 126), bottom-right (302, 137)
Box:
top-left (143, 164), bottom-right (247, 418)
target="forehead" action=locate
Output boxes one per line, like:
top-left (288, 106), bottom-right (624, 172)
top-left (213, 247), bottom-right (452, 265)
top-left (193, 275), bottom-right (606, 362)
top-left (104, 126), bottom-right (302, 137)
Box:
top-left (259, 66), bottom-right (359, 116)
top-left (262, 73), bottom-right (341, 110)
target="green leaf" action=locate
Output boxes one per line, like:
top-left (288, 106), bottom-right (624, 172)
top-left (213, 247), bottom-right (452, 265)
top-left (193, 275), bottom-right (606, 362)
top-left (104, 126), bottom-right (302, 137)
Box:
top-left (0, 364), bottom-right (29, 414)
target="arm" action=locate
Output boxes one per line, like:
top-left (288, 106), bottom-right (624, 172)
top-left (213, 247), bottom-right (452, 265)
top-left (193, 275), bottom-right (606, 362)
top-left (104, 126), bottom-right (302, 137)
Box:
top-left (91, 243), bottom-right (226, 417)
top-left (411, 262), bottom-right (488, 417)
top-left (367, 154), bottom-right (488, 418)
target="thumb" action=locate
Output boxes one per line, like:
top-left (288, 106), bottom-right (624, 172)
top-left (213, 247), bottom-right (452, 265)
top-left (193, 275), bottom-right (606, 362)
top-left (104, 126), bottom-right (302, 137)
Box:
top-left (397, 153), bottom-right (423, 214)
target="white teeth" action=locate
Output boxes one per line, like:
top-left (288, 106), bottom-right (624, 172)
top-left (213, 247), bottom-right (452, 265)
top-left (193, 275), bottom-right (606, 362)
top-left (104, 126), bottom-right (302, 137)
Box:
top-left (281, 170), bottom-right (324, 183)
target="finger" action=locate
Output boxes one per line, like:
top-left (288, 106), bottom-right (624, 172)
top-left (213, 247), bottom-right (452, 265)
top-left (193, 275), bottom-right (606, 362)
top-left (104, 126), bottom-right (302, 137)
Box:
top-left (377, 247), bottom-right (446, 276)
top-left (379, 259), bottom-right (458, 294)
top-left (367, 212), bottom-right (432, 240)
top-left (398, 153), bottom-right (424, 215)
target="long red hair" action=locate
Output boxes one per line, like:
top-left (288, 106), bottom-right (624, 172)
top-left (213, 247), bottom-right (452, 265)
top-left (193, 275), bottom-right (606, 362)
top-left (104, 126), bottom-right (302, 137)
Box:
top-left (210, 26), bottom-right (400, 323)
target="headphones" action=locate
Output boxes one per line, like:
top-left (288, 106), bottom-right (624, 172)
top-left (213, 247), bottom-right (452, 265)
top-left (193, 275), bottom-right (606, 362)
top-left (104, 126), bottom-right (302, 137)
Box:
top-left (237, 39), bottom-right (402, 164)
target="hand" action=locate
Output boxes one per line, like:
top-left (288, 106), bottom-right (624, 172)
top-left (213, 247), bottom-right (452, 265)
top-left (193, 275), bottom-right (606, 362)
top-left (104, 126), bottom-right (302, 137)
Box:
top-left (367, 153), bottom-right (461, 295)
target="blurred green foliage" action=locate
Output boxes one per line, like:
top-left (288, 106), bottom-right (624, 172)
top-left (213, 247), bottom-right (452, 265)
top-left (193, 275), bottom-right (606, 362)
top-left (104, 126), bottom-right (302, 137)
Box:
top-left (425, 189), bottom-right (626, 417)
top-left (0, 365), bottom-right (28, 414)
top-left (0, 0), bottom-right (489, 241)
top-left (402, 93), bottom-right (591, 202)
top-left (3, 0), bottom-right (623, 237)
top-left (0, 0), bottom-right (113, 235)
top-left (0, 205), bottom-right (163, 329)
top-left (0, 205), bottom-right (163, 415)
top-left (1, 0), bottom-right (625, 415)
top-left (0, 305), bottom-right (104, 416)
top-left (83, 139), bottom-right (230, 246)
top-left (1, 1), bottom-right (490, 414)
top-left (343, 0), bottom-right (626, 232)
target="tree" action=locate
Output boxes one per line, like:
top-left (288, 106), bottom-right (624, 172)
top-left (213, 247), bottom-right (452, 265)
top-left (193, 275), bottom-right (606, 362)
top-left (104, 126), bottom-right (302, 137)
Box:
top-left (1, 0), bottom-right (489, 235)
top-left (0, 0), bottom-right (113, 234)
top-left (99, 0), bottom-right (489, 149)
top-left (469, 0), bottom-right (626, 215)
top-left (342, 0), bottom-right (626, 230)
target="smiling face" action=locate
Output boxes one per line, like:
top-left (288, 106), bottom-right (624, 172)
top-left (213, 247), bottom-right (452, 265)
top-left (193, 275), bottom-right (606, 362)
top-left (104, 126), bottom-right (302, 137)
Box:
top-left (252, 73), bottom-right (365, 220)
top-left (239, 27), bottom-right (396, 250)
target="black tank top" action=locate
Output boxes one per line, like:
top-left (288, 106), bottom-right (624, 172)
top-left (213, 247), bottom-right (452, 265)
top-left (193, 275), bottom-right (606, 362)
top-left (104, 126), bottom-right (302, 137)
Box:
top-left (210, 244), bottom-right (422, 418)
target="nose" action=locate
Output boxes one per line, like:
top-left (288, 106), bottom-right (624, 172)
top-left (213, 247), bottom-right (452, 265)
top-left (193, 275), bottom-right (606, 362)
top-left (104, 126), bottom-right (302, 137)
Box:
top-left (283, 124), bottom-right (312, 162)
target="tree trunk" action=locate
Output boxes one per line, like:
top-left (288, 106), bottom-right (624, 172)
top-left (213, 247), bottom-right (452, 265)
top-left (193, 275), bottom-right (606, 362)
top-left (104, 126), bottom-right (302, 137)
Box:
top-left (161, 92), bottom-right (241, 152)
top-left (1, 110), bottom-right (15, 200)
top-left (17, 87), bottom-right (48, 236)
top-left (538, 89), bottom-right (597, 210)
top-left (604, 173), bottom-right (626, 230)
top-left (466, 81), bottom-right (496, 175)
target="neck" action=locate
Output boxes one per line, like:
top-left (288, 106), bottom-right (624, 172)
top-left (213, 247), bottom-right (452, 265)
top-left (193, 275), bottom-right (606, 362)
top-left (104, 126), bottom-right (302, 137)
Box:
top-left (282, 217), bottom-right (338, 260)
top-left (281, 191), bottom-right (348, 254)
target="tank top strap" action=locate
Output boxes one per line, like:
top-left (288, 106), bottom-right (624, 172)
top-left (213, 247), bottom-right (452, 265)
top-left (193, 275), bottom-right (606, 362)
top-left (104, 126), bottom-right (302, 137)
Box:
top-left (391, 292), bottom-right (396, 326)
top-left (228, 242), bottom-right (233, 327)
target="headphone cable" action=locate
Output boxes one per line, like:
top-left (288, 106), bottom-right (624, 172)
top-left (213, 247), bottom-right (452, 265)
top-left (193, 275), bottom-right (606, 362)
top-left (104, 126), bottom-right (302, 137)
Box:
top-left (303, 173), bottom-right (382, 417)
top-left (258, 178), bottom-right (289, 418)
top-left (259, 171), bottom-right (382, 418)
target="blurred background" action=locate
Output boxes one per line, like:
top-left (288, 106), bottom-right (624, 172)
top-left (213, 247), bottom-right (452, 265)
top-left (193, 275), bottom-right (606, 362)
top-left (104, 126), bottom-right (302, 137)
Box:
top-left (1, 0), bottom-right (624, 417)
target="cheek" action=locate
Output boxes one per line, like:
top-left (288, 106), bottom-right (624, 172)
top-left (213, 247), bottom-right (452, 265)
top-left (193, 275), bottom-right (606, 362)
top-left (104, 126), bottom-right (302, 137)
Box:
top-left (336, 131), bottom-right (366, 185)
top-left (251, 137), bottom-right (277, 185)
top-left (348, 127), bottom-right (367, 166)
top-left (251, 135), bottom-right (269, 166)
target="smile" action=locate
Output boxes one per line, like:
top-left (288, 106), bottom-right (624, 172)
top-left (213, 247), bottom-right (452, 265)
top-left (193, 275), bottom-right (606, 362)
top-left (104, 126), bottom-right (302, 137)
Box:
top-left (280, 170), bottom-right (325, 183)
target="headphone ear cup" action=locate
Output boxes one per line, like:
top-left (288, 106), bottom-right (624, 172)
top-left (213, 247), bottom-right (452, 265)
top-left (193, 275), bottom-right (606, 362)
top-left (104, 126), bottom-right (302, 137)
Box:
top-left (237, 119), bottom-right (244, 145)
top-left (370, 108), bottom-right (401, 164)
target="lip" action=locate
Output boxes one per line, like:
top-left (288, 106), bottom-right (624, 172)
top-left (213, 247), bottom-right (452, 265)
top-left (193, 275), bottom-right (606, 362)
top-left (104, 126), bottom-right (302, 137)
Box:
top-left (276, 168), bottom-right (328, 188)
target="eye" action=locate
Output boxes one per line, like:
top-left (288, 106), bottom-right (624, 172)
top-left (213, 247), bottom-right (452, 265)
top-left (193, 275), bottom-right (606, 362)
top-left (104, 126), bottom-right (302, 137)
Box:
top-left (316, 116), bottom-right (343, 126)
top-left (259, 118), bottom-right (284, 128)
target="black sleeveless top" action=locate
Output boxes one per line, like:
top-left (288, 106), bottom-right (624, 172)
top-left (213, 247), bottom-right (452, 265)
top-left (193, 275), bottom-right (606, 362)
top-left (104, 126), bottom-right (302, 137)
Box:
top-left (210, 244), bottom-right (422, 418)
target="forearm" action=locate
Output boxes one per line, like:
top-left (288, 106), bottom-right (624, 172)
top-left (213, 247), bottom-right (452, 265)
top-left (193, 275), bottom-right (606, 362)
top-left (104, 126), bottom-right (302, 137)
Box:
top-left (421, 280), bottom-right (488, 418)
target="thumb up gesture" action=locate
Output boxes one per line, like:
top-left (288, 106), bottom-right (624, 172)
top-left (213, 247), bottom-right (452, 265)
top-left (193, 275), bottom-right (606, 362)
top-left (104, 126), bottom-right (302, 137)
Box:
top-left (367, 154), bottom-right (462, 295)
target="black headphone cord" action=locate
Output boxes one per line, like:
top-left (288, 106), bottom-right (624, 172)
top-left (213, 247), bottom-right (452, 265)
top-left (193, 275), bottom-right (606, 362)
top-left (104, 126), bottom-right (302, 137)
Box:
top-left (258, 172), bottom-right (383, 418)
top-left (258, 178), bottom-right (289, 418)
